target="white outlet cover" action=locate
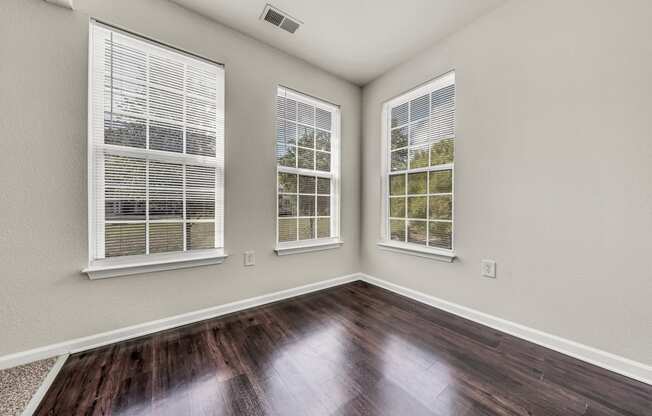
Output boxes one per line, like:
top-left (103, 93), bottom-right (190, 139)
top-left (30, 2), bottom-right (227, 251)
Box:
top-left (244, 251), bottom-right (255, 266)
top-left (481, 259), bottom-right (496, 278)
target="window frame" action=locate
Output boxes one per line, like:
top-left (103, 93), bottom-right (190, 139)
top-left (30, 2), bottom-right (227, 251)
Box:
top-left (275, 86), bottom-right (342, 255)
top-left (379, 71), bottom-right (456, 262)
top-left (84, 20), bottom-right (227, 279)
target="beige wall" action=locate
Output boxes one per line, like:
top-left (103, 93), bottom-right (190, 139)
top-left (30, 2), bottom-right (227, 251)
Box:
top-left (0, 0), bottom-right (360, 356)
top-left (2, 0), bottom-right (650, 368)
top-left (361, 0), bottom-right (652, 365)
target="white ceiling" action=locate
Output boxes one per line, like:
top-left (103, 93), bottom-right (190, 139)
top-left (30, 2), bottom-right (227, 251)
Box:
top-left (170, 0), bottom-right (506, 85)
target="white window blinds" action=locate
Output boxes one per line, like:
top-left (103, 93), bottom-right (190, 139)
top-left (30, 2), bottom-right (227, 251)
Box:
top-left (383, 72), bottom-right (455, 252)
top-left (88, 21), bottom-right (224, 266)
top-left (276, 87), bottom-right (340, 248)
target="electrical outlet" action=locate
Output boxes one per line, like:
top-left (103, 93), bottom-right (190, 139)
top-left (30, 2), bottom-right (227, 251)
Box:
top-left (481, 259), bottom-right (496, 278)
top-left (244, 251), bottom-right (255, 266)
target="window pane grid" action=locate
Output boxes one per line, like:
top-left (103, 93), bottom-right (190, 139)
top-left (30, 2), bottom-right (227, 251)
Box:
top-left (388, 217), bottom-right (452, 222)
top-left (293, 145), bottom-right (331, 155)
top-left (277, 173), bottom-right (332, 242)
top-left (389, 162), bottom-right (453, 176)
top-left (102, 32), bottom-right (218, 158)
top-left (391, 192), bottom-right (452, 197)
top-left (276, 88), bottom-right (338, 245)
top-left (277, 113), bottom-right (331, 172)
top-left (389, 119), bottom-right (454, 171)
top-left (92, 22), bottom-right (223, 261)
top-left (105, 108), bottom-right (216, 134)
top-left (278, 192), bottom-right (331, 196)
top-left (386, 168), bottom-right (453, 248)
top-left (279, 119), bottom-right (330, 133)
top-left (104, 156), bottom-right (216, 255)
top-left (385, 73), bottom-right (455, 250)
top-left (106, 219), bottom-right (215, 223)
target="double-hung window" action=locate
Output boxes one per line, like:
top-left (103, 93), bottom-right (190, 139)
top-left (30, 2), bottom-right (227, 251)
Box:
top-left (380, 72), bottom-right (456, 261)
top-left (275, 87), bottom-right (341, 254)
top-left (85, 21), bottom-right (225, 278)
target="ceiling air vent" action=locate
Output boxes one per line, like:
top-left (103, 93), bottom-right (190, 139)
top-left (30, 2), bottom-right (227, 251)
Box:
top-left (261, 4), bottom-right (302, 34)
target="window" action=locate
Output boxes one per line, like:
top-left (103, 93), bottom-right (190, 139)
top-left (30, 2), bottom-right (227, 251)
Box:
top-left (85, 21), bottom-right (225, 278)
top-left (380, 72), bottom-right (455, 261)
top-left (275, 87), bottom-right (341, 254)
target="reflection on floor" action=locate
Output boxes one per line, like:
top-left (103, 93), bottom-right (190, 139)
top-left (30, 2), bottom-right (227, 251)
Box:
top-left (37, 281), bottom-right (652, 415)
top-left (0, 357), bottom-right (57, 416)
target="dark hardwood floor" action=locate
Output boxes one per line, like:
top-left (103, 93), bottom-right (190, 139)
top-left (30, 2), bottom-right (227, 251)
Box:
top-left (36, 281), bottom-right (652, 415)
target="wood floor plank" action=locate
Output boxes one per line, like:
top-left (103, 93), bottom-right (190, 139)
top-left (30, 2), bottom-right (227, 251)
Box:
top-left (35, 281), bottom-right (652, 415)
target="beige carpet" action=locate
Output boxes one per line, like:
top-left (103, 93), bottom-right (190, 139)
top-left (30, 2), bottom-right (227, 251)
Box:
top-left (0, 358), bottom-right (57, 416)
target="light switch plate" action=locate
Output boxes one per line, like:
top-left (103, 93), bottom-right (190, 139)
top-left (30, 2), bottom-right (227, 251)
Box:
top-left (481, 259), bottom-right (496, 278)
top-left (244, 251), bottom-right (255, 266)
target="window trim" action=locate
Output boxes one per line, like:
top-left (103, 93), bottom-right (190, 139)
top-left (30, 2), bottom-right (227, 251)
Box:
top-left (275, 86), bottom-right (342, 254)
top-left (82, 249), bottom-right (228, 280)
top-left (85, 20), bottom-right (226, 278)
top-left (275, 238), bottom-right (343, 256)
top-left (377, 241), bottom-right (455, 262)
top-left (378, 71), bottom-right (456, 261)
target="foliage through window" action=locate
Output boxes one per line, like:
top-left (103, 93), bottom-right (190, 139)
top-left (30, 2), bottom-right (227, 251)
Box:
top-left (383, 72), bottom-right (455, 251)
top-left (88, 21), bottom-right (225, 267)
top-left (276, 87), bottom-right (340, 247)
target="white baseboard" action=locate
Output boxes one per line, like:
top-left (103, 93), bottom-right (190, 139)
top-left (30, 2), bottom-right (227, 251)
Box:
top-left (2, 271), bottom-right (650, 387)
top-left (21, 354), bottom-right (69, 416)
top-left (0, 273), bottom-right (360, 370)
top-left (359, 273), bottom-right (652, 386)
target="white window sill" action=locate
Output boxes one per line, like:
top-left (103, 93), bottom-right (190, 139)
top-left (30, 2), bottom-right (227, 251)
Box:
top-left (82, 249), bottom-right (228, 279)
top-left (275, 239), bottom-right (343, 256)
top-left (377, 241), bottom-right (456, 262)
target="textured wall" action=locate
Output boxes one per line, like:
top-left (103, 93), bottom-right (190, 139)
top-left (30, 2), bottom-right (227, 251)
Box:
top-left (2, 0), bottom-right (651, 368)
top-left (0, 0), bottom-right (361, 356)
top-left (361, 0), bottom-right (652, 365)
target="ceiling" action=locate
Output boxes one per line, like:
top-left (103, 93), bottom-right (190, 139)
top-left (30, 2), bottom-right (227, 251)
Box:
top-left (170, 0), bottom-right (506, 86)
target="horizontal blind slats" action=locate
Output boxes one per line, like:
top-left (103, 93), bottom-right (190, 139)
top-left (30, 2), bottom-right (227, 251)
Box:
top-left (386, 73), bottom-right (455, 251)
top-left (90, 21), bottom-right (224, 261)
top-left (276, 87), bottom-right (338, 244)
